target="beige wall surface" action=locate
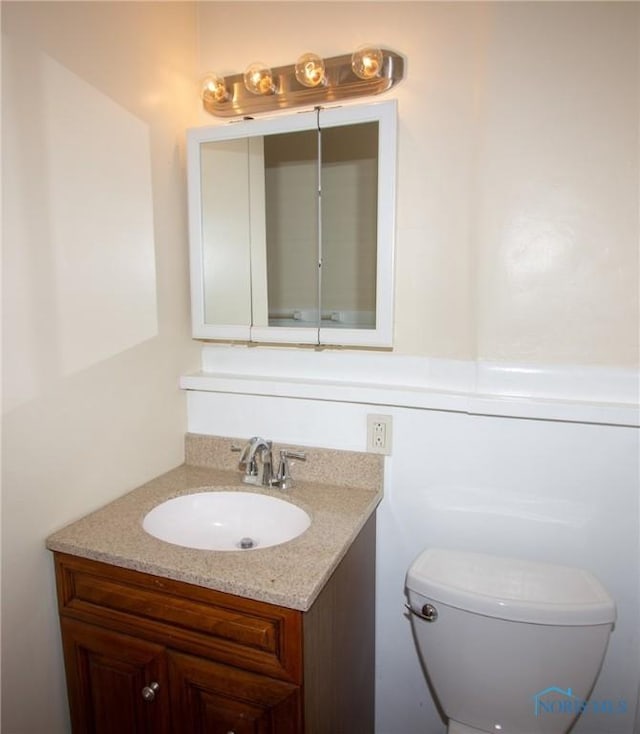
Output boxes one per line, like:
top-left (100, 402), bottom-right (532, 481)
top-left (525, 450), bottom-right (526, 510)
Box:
top-left (1, 2), bottom-right (200, 732)
top-left (197, 1), bottom-right (639, 366)
top-left (1, 2), bottom-right (638, 733)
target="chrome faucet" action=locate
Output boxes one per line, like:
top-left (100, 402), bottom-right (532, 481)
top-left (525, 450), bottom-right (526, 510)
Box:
top-left (237, 436), bottom-right (273, 486)
top-left (234, 437), bottom-right (306, 489)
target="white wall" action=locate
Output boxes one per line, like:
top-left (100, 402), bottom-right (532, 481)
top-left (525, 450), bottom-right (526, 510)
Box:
top-left (197, 1), bottom-right (639, 367)
top-left (1, 3), bottom-right (200, 732)
top-left (192, 3), bottom-right (640, 732)
top-left (184, 350), bottom-right (639, 734)
top-left (2, 2), bottom-right (637, 733)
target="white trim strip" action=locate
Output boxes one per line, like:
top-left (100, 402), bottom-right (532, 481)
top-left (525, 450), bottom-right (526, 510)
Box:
top-left (179, 346), bottom-right (640, 427)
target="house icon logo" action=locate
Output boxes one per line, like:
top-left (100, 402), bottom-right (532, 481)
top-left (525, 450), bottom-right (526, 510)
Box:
top-left (533, 687), bottom-right (587, 717)
top-left (533, 686), bottom-right (628, 718)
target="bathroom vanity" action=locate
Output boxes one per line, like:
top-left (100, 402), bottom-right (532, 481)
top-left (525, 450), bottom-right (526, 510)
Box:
top-left (47, 435), bottom-right (382, 734)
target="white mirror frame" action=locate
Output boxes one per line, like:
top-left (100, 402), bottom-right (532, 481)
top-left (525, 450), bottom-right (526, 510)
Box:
top-left (187, 99), bottom-right (397, 348)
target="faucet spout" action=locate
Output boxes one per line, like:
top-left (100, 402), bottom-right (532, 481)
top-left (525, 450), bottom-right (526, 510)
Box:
top-left (239, 437), bottom-right (273, 486)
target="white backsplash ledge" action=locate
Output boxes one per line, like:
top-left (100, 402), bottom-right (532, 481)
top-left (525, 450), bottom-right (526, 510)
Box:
top-left (179, 345), bottom-right (640, 427)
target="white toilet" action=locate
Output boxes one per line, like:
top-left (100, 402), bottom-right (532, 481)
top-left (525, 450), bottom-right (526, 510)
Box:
top-left (405, 548), bottom-right (615, 734)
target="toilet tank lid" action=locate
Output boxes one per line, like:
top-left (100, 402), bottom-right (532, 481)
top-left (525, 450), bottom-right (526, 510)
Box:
top-left (406, 548), bottom-right (616, 625)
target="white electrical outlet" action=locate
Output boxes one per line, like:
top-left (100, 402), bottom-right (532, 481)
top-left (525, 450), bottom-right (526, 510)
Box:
top-left (367, 414), bottom-right (392, 455)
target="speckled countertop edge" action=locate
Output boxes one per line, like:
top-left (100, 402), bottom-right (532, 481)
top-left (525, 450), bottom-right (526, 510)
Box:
top-left (46, 437), bottom-right (383, 612)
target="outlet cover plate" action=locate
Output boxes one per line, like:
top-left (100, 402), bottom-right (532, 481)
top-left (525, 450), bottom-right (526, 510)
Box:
top-left (367, 414), bottom-right (392, 455)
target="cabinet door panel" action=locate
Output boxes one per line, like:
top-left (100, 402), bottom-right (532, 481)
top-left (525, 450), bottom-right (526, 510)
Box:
top-left (61, 618), bottom-right (169, 734)
top-left (168, 649), bottom-right (301, 734)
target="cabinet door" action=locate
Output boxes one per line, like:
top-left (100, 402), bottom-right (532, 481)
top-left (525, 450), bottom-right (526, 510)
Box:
top-left (168, 650), bottom-right (301, 734)
top-left (60, 618), bottom-right (170, 734)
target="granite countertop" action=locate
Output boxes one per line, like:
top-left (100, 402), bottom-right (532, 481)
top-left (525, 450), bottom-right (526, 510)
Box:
top-left (46, 434), bottom-right (383, 612)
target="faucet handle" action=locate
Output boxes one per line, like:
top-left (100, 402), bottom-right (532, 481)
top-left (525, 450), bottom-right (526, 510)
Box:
top-left (273, 449), bottom-right (306, 490)
top-left (280, 449), bottom-right (306, 461)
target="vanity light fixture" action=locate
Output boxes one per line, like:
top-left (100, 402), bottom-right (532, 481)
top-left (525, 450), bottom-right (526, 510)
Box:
top-left (201, 46), bottom-right (404, 117)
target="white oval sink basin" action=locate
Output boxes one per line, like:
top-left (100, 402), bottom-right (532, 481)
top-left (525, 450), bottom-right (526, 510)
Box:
top-left (142, 491), bottom-right (311, 551)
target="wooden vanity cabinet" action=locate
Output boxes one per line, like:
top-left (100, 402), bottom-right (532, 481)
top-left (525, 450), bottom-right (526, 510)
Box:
top-left (53, 515), bottom-right (375, 734)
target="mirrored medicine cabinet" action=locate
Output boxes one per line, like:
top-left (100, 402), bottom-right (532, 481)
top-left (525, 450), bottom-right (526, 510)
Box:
top-left (187, 100), bottom-right (397, 347)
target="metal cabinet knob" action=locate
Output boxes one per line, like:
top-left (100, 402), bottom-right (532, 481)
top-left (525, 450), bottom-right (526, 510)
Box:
top-left (141, 681), bottom-right (160, 702)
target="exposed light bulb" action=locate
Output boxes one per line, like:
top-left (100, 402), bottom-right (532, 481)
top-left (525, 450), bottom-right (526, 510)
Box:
top-left (201, 73), bottom-right (229, 103)
top-left (351, 45), bottom-right (383, 80)
top-left (243, 62), bottom-right (275, 95)
top-left (295, 52), bottom-right (326, 88)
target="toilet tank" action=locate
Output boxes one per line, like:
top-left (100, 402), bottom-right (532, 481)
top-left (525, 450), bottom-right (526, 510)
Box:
top-left (406, 549), bottom-right (616, 734)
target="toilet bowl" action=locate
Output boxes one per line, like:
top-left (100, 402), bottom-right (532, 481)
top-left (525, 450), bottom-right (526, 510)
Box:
top-left (405, 548), bottom-right (615, 734)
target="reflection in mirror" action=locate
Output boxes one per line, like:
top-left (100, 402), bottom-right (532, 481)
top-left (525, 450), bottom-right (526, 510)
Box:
top-left (321, 122), bottom-right (378, 329)
top-left (200, 139), bottom-right (252, 326)
top-left (262, 123), bottom-right (378, 330)
top-left (263, 130), bottom-right (319, 327)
